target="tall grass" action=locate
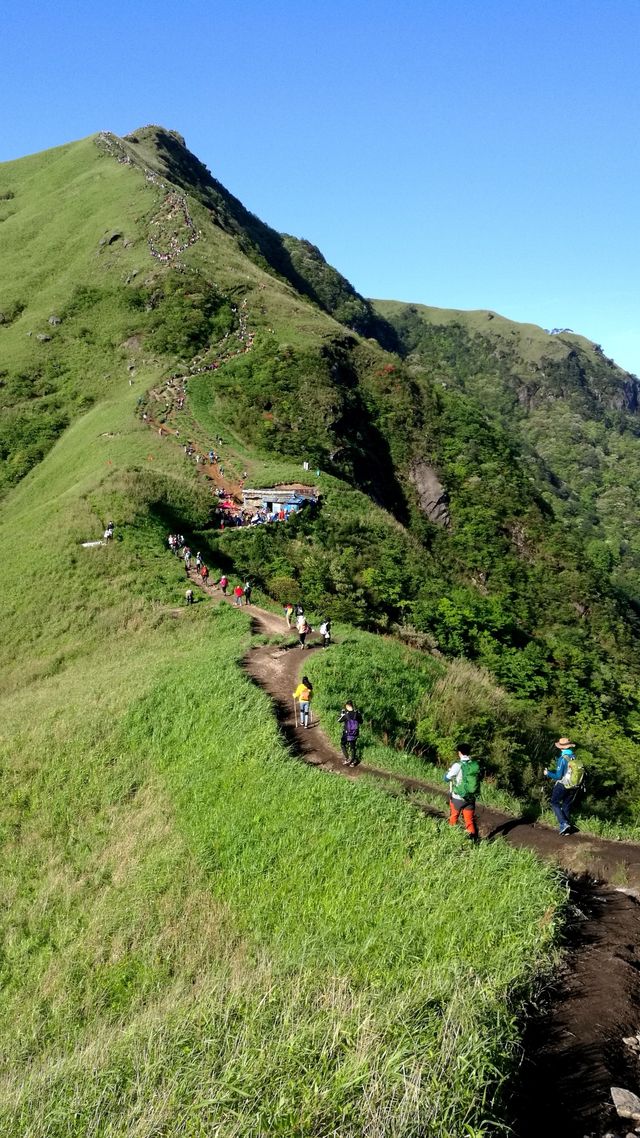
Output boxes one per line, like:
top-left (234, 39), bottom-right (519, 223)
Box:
top-left (0, 588), bottom-right (563, 1135)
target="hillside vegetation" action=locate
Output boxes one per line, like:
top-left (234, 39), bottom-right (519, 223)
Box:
top-left (0, 123), bottom-right (638, 1132)
top-left (0, 236), bottom-right (561, 1137)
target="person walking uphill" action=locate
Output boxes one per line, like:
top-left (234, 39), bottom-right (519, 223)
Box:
top-left (233, 584), bottom-right (244, 607)
top-left (544, 736), bottom-right (584, 835)
top-left (445, 744), bottom-right (481, 840)
top-left (296, 611), bottom-right (311, 649)
top-left (339, 701), bottom-right (363, 766)
top-left (293, 676), bottom-right (313, 728)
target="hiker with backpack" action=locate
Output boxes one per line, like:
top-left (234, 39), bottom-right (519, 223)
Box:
top-left (216, 574), bottom-right (229, 595)
top-left (296, 611), bottom-right (311, 649)
top-left (339, 701), bottom-right (363, 766)
top-left (544, 736), bottom-right (584, 835)
top-left (319, 618), bottom-right (331, 649)
top-left (200, 564), bottom-right (209, 586)
top-left (284, 603), bottom-right (294, 628)
top-left (292, 676), bottom-right (313, 729)
top-left (185, 588), bottom-right (194, 606)
top-left (243, 579), bottom-right (252, 605)
top-left (445, 744), bottom-right (481, 840)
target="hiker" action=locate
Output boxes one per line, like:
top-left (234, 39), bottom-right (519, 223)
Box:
top-left (284, 603), bottom-right (294, 628)
top-left (243, 579), bottom-right (252, 605)
top-left (339, 701), bottom-right (363, 766)
top-left (295, 603), bottom-right (304, 617)
top-left (296, 611), bottom-right (310, 649)
top-left (195, 552), bottom-right (202, 570)
top-left (319, 618), bottom-right (331, 648)
top-left (293, 676), bottom-right (313, 729)
top-left (217, 574), bottom-right (229, 595)
top-left (544, 736), bottom-right (584, 835)
top-left (200, 564), bottom-right (209, 585)
top-left (444, 744), bottom-right (481, 840)
top-left (185, 588), bottom-right (194, 606)
top-left (233, 583), bottom-right (244, 607)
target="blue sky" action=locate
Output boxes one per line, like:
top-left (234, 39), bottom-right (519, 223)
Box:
top-left (2, 0), bottom-right (639, 373)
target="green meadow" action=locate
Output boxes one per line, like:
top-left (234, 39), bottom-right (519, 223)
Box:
top-left (0, 351), bottom-right (563, 1138)
top-left (17, 125), bottom-right (640, 1134)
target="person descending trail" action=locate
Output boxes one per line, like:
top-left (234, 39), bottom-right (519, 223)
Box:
top-left (216, 574), bottom-right (229, 595)
top-left (196, 551), bottom-right (202, 571)
top-left (233, 584), bottom-right (244, 607)
top-left (200, 564), bottom-right (209, 586)
top-left (544, 736), bottom-right (584, 835)
top-left (284, 603), bottom-right (294, 628)
top-left (185, 587), bottom-right (194, 606)
top-left (296, 611), bottom-right (310, 649)
top-left (319, 618), bottom-right (331, 649)
top-left (243, 579), bottom-right (252, 605)
top-left (339, 701), bottom-right (363, 766)
top-left (293, 675), bottom-right (313, 729)
top-left (445, 744), bottom-right (481, 840)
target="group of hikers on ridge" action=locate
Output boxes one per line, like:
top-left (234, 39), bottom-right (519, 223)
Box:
top-left (171, 536), bottom-right (587, 841)
top-left (284, 603), bottom-right (331, 650)
top-left (443, 734), bottom-right (584, 840)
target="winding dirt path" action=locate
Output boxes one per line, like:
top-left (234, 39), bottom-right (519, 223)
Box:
top-left (236, 601), bottom-right (640, 1138)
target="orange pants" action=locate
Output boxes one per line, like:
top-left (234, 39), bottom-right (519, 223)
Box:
top-left (449, 798), bottom-right (477, 837)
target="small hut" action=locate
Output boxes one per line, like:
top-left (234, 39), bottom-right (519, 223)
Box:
top-left (241, 483), bottom-right (318, 517)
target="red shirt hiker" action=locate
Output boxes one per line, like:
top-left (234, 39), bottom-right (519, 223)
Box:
top-left (234, 585), bottom-right (244, 606)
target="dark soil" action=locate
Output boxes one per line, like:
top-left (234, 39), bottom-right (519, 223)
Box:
top-left (199, 587), bottom-right (640, 1136)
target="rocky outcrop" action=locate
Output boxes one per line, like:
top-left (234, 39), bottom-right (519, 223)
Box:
top-left (408, 461), bottom-right (450, 526)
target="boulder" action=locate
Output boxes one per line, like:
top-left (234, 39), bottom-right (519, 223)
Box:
top-left (0, 312), bottom-right (5, 324)
top-left (611, 1086), bottom-right (640, 1122)
top-left (408, 461), bottom-right (450, 527)
top-left (36, 333), bottom-right (51, 342)
top-left (48, 315), bottom-right (61, 325)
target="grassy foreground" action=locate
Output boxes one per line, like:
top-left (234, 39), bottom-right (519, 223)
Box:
top-left (0, 393), bottom-right (563, 1135)
top-left (0, 600), bottom-right (562, 1137)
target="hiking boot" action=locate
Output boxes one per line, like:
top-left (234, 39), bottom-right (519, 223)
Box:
top-left (559, 825), bottom-right (571, 836)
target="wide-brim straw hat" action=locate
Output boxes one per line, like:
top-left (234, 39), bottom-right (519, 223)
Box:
top-left (555, 736), bottom-right (575, 748)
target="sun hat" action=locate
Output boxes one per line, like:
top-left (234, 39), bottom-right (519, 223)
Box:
top-left (555, 736), bottom-right (575, 748)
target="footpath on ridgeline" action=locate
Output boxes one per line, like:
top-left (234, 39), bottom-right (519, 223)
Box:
top-left (188, 578), bottom-right (640, 1138)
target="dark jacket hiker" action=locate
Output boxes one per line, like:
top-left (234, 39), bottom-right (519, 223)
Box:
top-left (339, 702), bottom-right (363, 767)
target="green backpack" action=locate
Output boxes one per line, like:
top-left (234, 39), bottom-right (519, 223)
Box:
top-left (458, 759), bottom-right (482, 799)
top-left (562, 757), bottom-right (585, 789)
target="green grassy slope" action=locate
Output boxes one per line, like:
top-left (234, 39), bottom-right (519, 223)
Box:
top-left (0, 278), bottom-right (562, 1137)
top-left (4, 125), bottom-right (640, 818)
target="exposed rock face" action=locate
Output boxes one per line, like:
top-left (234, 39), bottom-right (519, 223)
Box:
top-left (611, 1085), bottom-right (640, 1122)
top-left (408, 461), bottom-right (450, 526)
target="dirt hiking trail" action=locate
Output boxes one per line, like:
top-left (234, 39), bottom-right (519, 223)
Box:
top-left (192, 584), bottom-right (640, 1137)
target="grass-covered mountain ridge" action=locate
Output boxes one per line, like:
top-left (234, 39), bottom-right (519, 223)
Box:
top-left (3, 124), bottom-right (640, 823)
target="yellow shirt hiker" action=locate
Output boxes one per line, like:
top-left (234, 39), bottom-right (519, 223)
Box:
top-left (292, 677), bottom-right (313, 728)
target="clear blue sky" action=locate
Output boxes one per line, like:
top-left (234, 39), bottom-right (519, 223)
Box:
top-left (2, 0), bottom-right (639, 373)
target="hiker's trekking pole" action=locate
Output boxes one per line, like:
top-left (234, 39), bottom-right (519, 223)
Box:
top-left (293, 698), bottom-right (298, 728)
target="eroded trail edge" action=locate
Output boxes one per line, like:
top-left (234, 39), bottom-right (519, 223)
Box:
top-left (241, 603), bottom-right (640, 1138)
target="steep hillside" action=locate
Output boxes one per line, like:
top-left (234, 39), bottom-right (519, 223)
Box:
top-left (376, 300), bottom-right (640, 604)
top-left (0, 130), bottom-right (569, 1138)
top-left (3, 125), bottom-right (640, 818)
